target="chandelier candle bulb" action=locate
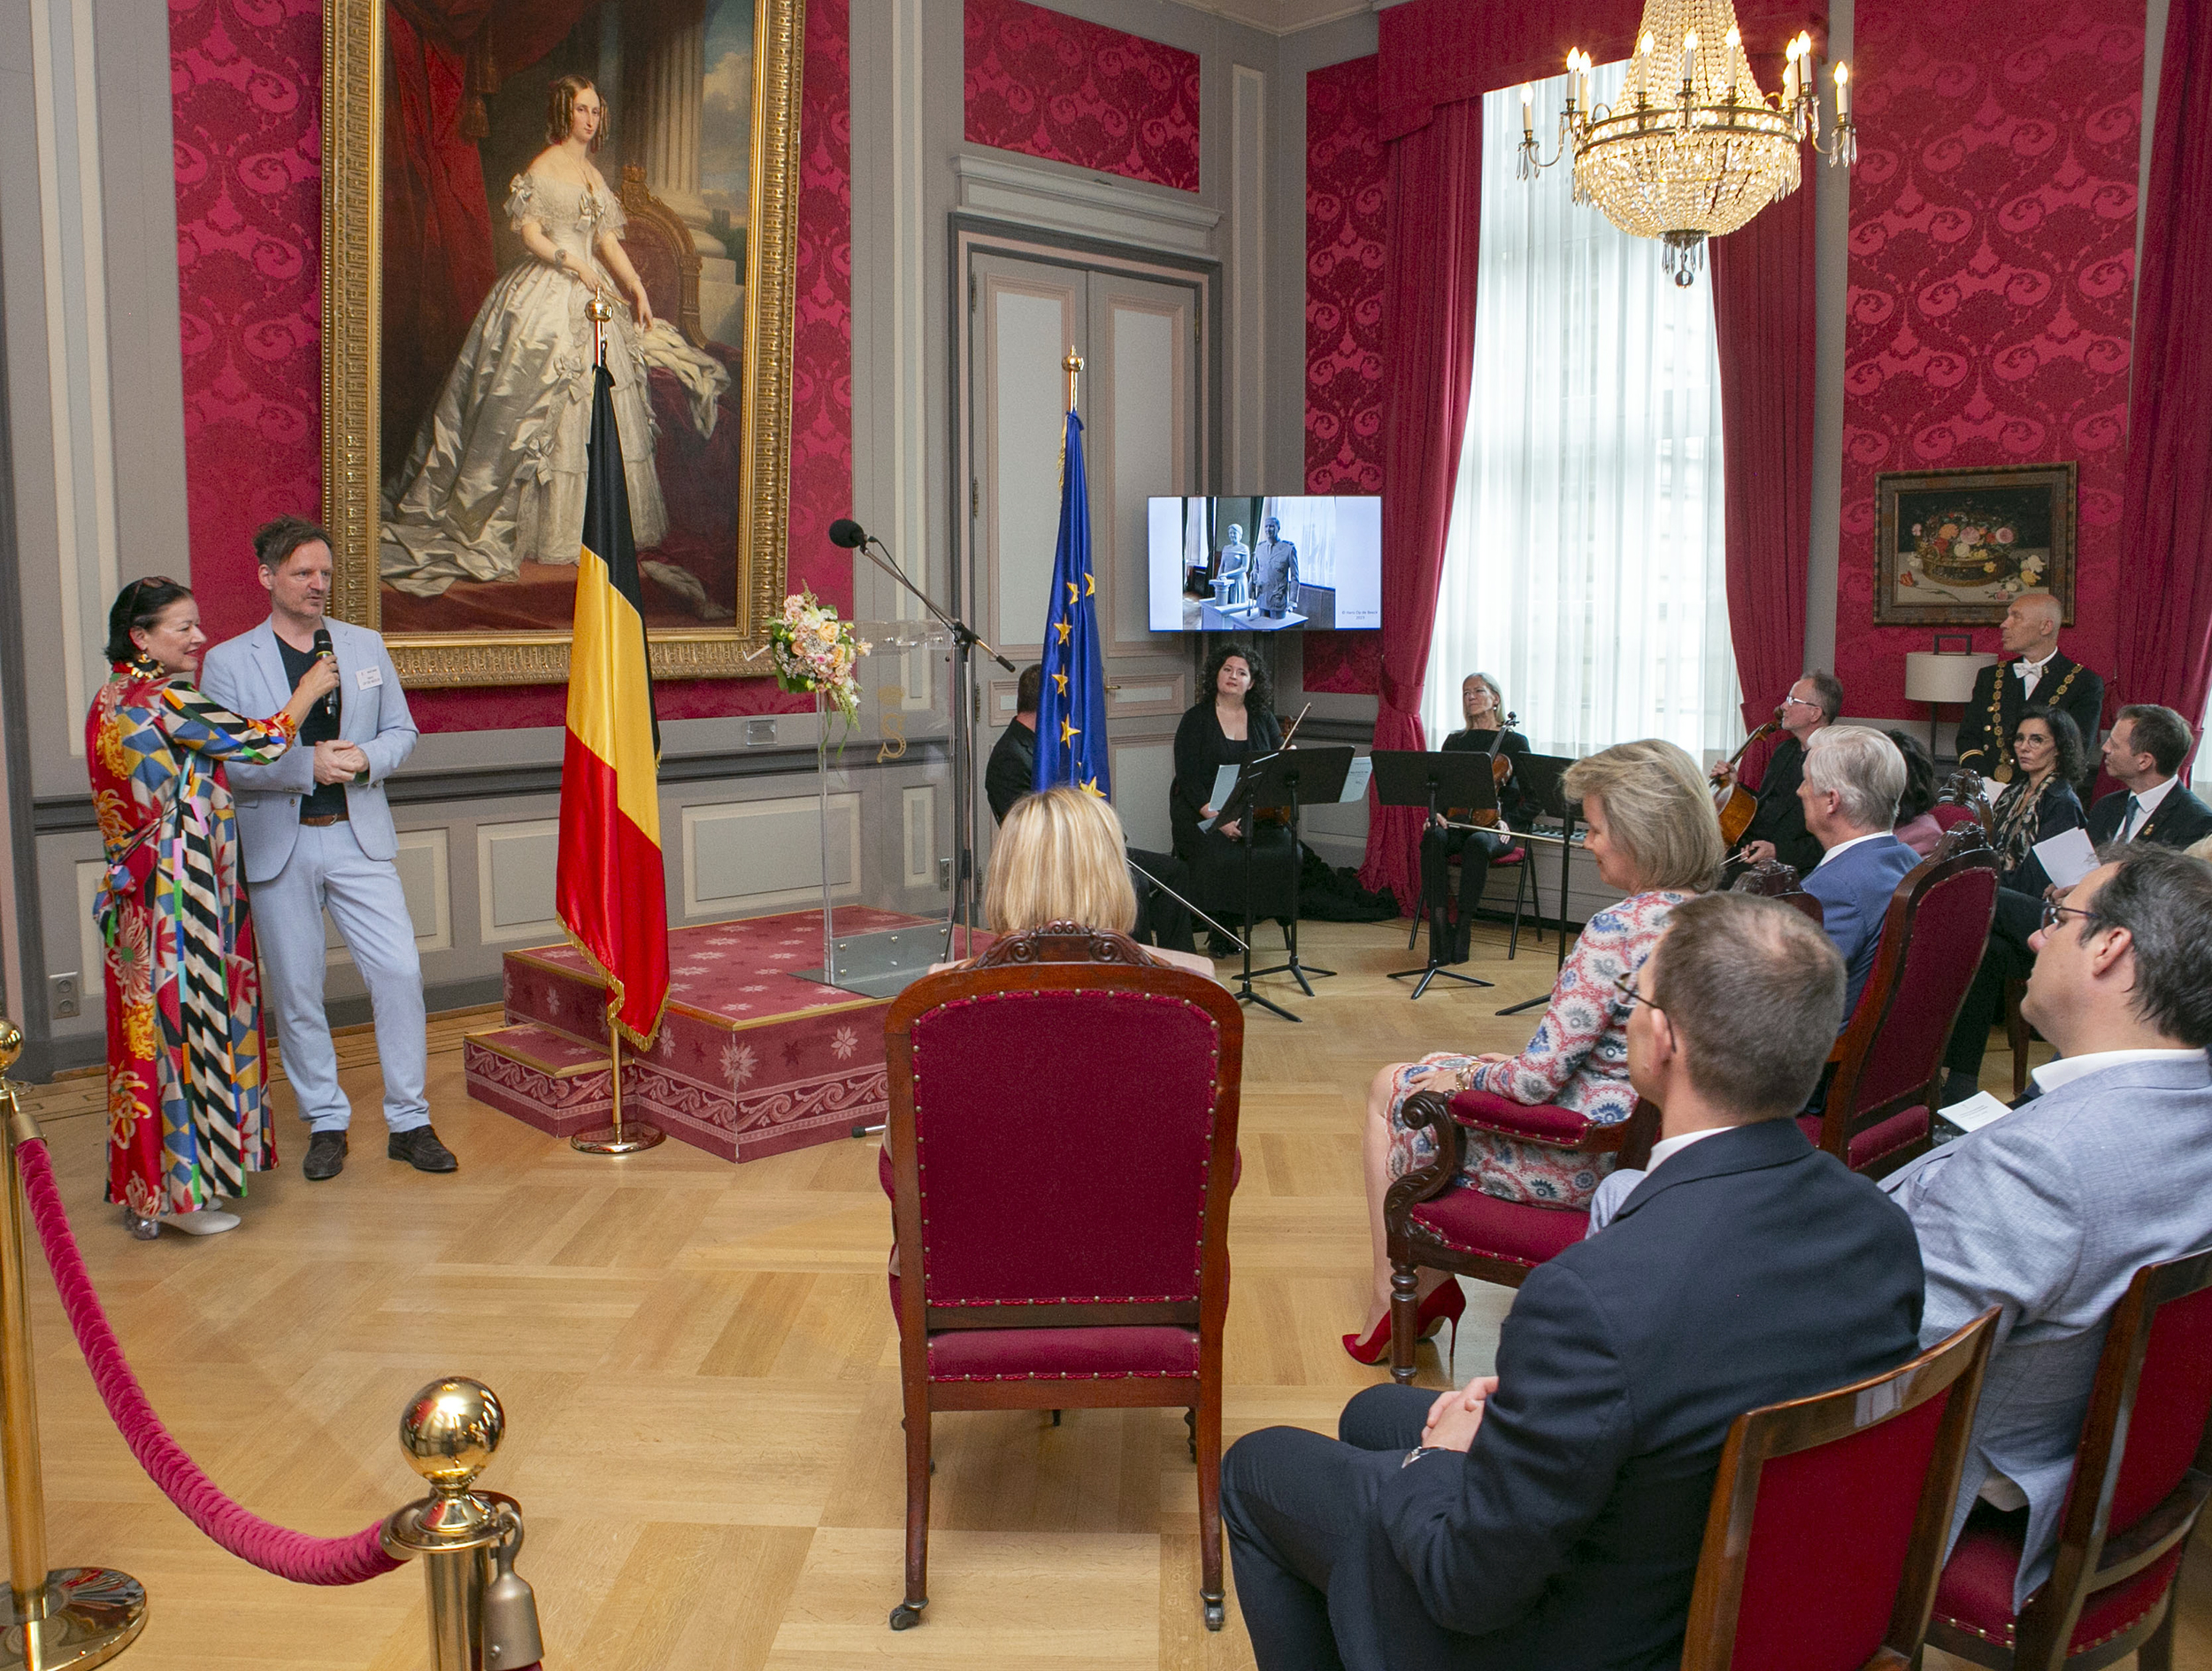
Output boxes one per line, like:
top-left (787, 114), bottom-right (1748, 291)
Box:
top-left (1833, 60), bottom-right (1849, 120)
top-left (1522, 81), bottom-right (1534, 135)
top-left (1682, 30), bottom-right (1696, 89)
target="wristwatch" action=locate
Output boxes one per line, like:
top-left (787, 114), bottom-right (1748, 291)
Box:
top-left (1402, 1445), bottom-right (1448, 1468)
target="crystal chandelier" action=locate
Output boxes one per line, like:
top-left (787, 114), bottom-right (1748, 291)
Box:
top-left (1518, 0), bottom-right (1856, 284)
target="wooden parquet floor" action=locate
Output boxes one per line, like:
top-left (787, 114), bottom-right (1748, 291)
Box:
top-left (4, 918), bottom-right (2205, 1668)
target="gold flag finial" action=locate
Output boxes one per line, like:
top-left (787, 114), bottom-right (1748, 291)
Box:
top-left (1064, 348), bottom-right (1083, 412)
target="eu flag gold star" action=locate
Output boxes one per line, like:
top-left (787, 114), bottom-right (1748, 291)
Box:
top-left (1055, 620), bottom-right (1071, 644)
top-left (1065, 581), bottom-right (1078, 605)
top-left (1084, 572), bottom-right (1095, 597)
top-left (1053, 671), bottom-right (1068, 695)
top-left (1079, 774), bottom-right (1102, 796)
top-left (1061, 717), bottom-right (1081, 746)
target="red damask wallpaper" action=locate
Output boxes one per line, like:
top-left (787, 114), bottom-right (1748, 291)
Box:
top-left (1302, 55), bottom-right (1386, 696)
top-left (1838, 0), bottom-right (2143, 717)
top-left (167, 0), bottom-right (852, 730)
top-left (963, 0), bottom-right (1201, 193)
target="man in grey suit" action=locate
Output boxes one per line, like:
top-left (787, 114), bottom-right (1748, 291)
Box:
top-left (1881, 844), bottom-right (2212, 1609)
top-left (200, 517), bottom-right (457, 1181)
top-left (1252, 516), bottom-right (1300, 620)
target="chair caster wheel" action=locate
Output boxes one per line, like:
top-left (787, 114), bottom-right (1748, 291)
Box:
top-left (1202, 1594), bottom-right (1225, 1632)
top-left (890, 1600), bottom-right (927, 1630)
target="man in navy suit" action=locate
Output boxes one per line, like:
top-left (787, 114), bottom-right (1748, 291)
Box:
top-left (2083, 705), bottom-right (2212, 852)
top-left (1797, 727), bottom-right (1925, 1020)
top-left (1220, 894), bottom-right (1924, 1670)
top-left (200, 518), bottom-right (457, 1182)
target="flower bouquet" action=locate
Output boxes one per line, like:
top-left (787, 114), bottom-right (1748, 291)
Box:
top-left (1906, 515), bottom-right (2039, 589)
top-left (768, 592), bottom-right (871, 743)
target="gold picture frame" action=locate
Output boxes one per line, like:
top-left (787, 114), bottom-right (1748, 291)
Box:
top-left (319, 0), bottom-right (803, 686)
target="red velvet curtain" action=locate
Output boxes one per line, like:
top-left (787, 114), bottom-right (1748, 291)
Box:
top-left (1709, 98), bottom-right (1816, 748)
top-left (2115, 0), bottom-right (2212, 759)
top-left (1356, 101), bottom-right (1484, 908)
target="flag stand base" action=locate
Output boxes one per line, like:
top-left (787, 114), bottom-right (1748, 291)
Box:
top-left (570, 1123), bottom-right (664, 1155)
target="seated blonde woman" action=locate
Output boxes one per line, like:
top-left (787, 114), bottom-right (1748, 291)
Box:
top-left (949, 785), bottom-right (1217, 978)
top-left (1346, 738), bottom-right (1725, 1362)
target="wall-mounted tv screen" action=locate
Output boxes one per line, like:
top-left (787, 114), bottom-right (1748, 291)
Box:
top-left (1147, 495), bottom-right (1382, 633)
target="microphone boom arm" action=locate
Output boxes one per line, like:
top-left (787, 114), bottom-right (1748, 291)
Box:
top-left (855, 534), bottom-right (1016, 674)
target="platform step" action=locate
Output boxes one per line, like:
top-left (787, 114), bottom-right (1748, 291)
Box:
top-left (462, 1025), bottom-right (613, 1140)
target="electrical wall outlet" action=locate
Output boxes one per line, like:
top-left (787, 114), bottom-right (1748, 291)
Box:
top-left (49, 973), bottom-right (80, 1020)
top-left (938, 857), bottom-right (952, 890)
top-left (746, 718), bottom-right (778, 745)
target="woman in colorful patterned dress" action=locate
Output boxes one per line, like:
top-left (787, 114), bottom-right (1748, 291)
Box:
top-left (88, 578), bottom-right (337, 1239)
top-left (1346, 738), bottom-right (1725, 1361)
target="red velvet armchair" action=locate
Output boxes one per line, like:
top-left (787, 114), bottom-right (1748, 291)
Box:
top-left (1678, 1308), bottom-right (1999, 1671)
top-left (1926, 1245), bottom-right (2212, 1671)
top-left (1801, 839), bottom-right (2000, 1177)
top-left (881, 926), bottom-right (1244, 1632)
top-left (1384, 1088), bottom-right (1659, 1382)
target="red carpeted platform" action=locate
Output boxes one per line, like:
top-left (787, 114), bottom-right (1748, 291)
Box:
top-left (464, 909), bottom-right (955, 1162)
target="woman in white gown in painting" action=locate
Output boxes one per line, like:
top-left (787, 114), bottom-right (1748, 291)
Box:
top-left (380, 75), bottom-right (731, 614)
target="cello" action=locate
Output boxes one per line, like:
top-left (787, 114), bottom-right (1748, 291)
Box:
top-left (1711, 707), bottom-right (1784, 848)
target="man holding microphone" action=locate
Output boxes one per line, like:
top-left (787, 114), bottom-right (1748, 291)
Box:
top-left (200, 517), bottom-right (457, 1181)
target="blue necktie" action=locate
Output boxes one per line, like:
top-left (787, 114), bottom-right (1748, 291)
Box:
top-left (2120, 796), bottom-right (2142, 842)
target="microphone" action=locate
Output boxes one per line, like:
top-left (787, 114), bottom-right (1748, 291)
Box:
top-left (828, 517), bottom-right (867, 549)
top-left (311, 627), bottom-right (342, 721)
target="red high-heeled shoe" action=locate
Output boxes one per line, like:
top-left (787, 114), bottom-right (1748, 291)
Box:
top-left (1341, 1282), bottom-right (1467, 1366)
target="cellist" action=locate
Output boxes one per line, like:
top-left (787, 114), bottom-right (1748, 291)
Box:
top-left (1418, 673), bottom-right (1532, 964)
top-left (1709, 673), bottom-right (1839, 880)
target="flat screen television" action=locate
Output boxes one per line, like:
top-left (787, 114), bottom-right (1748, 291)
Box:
top-left (1147, 495), bottom-right (1382, 633)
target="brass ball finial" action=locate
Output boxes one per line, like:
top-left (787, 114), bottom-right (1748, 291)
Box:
top-left (398, 1378), bottom-right (503, 1493)
top-left (0, 1015), bottom-right (19, 1078)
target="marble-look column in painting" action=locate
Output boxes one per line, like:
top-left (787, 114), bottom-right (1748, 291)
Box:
top-left (625, 0), bottom-right (743, 339)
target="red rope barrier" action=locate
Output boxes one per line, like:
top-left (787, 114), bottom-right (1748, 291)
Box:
top-left (15, 1138), bottom-right (401, 1585)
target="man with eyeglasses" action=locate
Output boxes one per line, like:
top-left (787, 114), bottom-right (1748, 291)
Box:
top-left (1880, 845), bottom-right (2212, 1613)
top-left (1710, 671), bottom-right (1840, 881)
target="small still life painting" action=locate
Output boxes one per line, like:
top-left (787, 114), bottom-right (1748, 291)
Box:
top-left (1874, 464), bottom-right (2077, 627)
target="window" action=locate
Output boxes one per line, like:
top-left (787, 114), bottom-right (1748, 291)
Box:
top-left (1424, 63), bottom-right (1740, 761)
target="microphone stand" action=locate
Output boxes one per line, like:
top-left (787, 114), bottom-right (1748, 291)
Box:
top-left (849, 533), bottom-right (1014, 945)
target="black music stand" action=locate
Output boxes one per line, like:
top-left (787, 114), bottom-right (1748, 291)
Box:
top-left (1496, 751), bottom-right (1578, 1016)
top-left (1371, 751), bottom-right (1498, 999)
top-left (1217, 744), bottom-right (1356, 1022)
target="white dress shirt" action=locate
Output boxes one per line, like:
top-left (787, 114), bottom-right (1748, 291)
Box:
top-left (1815, 830), bottom-right (1891, 868)
top-left (2030, 1046), bottom-right (2204, 1098)
top-left (2012, 648), bottom-right (2057, 700)
top-left (2117, 774), bottom-right (2177, 841)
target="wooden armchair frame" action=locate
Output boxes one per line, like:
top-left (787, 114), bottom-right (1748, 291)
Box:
top-left (884, 926), bottom-right (1244, 1632)
top-left (1927, 1246), bottom-right (2212, 1671)
top-left (1383, 1090), bottom-right (1660, 1382)
top-left (1682, 1309), bottom-right (2000, 1671)
top-left (618, 163), bottom-right (707, 347)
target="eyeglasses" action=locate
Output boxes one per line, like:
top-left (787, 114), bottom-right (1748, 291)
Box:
top-left (1780, 695), bottom-right (1822, 710)
top-left (1611, 968), bottom-right (1662, 1012)
top-left (2039, 900), bottom-right (2107, 935)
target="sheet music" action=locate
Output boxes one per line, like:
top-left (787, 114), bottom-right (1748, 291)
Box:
top-left (1339, 757), bottom-right (1372, 803)
top-left (1199, 764), bottom-right (1241, 830)
top-left (2032, 827), bottom-right (2098, 890)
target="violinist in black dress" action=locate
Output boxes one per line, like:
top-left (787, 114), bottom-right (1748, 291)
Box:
top-left (1171, 644), bottom-right (1294, 955)
top-left (1418, 674), bottom-right (1532, 964)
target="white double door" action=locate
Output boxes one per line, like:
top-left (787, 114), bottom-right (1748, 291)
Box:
top-left (964, 248), bottom-right (1207, 872)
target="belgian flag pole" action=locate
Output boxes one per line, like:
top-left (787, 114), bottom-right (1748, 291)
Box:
top-left (554, 288), bottom-right (671, 1155)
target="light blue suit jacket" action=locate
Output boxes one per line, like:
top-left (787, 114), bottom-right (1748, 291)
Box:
top-left (1802, 833), bottom-right (1923, 1020)
top-left (1880, 1051), bottom-right (2212, 1608)
top-left (198, 618), bottom-right (417, 882)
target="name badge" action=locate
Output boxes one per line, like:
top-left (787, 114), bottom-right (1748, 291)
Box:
top-left (356, 666), bottom-right (384, 689)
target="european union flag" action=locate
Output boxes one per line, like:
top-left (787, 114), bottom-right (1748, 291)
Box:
top-left (1033, 408), bottom-right (1110, 796)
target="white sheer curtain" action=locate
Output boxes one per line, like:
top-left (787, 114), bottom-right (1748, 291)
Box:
top-left (1423, 62), bottom-right (1740, 762)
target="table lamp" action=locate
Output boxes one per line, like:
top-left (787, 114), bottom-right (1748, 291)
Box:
top-left (1903, 635), bottom-right (1997, 759)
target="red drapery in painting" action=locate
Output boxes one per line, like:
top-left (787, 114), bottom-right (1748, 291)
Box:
top-left (1355, 100), bottom-right (1482, 909)
top-left (1709, 52), bottom-right (1817, 755)
top-left (2115, 0), bottom-right (2212, 758)
top-left (381, 0), bottom-right (602, 467)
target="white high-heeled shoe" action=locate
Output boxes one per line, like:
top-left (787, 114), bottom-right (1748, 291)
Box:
top-left (161, 1209), bottom-right (241, 1237)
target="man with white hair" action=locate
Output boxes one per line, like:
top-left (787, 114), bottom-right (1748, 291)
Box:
top-left (1798, 728), bottom-right (1924, 1020)
top-left (1953, 591), bottom-right (2105, 788)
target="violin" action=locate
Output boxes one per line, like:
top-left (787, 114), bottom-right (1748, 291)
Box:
top-left (1448, 712), bottom-right (1519, 828)
top-left (1711, 706), bottom-right (1785, 848)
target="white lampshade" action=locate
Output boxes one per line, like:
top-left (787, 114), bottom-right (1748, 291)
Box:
top-left (1904, 650), bottom-right (1996, 705)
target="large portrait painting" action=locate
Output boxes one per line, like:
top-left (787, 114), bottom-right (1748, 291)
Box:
top-left (1873, 463), bottom-right (2078, 628)
top-left (321, 0), bottom-right (803, 684)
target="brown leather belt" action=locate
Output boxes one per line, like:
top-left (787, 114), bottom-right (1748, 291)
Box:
top-left (299, 811), bottom-right (349, 827)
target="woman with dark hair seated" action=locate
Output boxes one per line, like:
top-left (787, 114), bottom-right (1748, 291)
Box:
top-left (1346, 739), bottom-right (1724, 1362)
top-left (1171, 643), bottom-right (1296, 957)
top-left (87, 578), bottom-right (338, 1239)
top-left (1418, 671), bottom-right (1533, 963)
top-left (1940, 707), bottom-right (2087, 1103)
top-left (1886, 728), bottom-right (1945, 857)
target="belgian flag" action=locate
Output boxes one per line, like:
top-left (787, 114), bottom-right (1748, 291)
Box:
top-left (556, 362), bottom-right (669, 1049)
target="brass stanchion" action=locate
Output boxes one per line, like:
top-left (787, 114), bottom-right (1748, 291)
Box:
top-left (569, 1030), bottom-right (663, 1155)
top-left (0, 1015), bottom-right (147, 1669)
top-left (382, 1377), bottom-right (542, 1670)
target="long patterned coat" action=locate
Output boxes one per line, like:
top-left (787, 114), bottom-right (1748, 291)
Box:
top-left (88, 668), bottom-right (298, 1217)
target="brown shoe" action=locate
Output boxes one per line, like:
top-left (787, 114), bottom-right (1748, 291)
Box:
top-left (303, 1130), bottom-right (348, 1182)
top-left (387, 1126), bottom-right (458, 1174)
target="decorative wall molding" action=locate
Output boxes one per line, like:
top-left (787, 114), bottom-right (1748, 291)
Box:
top-left (953, 153), bottom-right (1223, 260)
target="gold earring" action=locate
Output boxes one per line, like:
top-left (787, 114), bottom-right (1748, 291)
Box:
top-left (132, 647), bottom-right (161, 676)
